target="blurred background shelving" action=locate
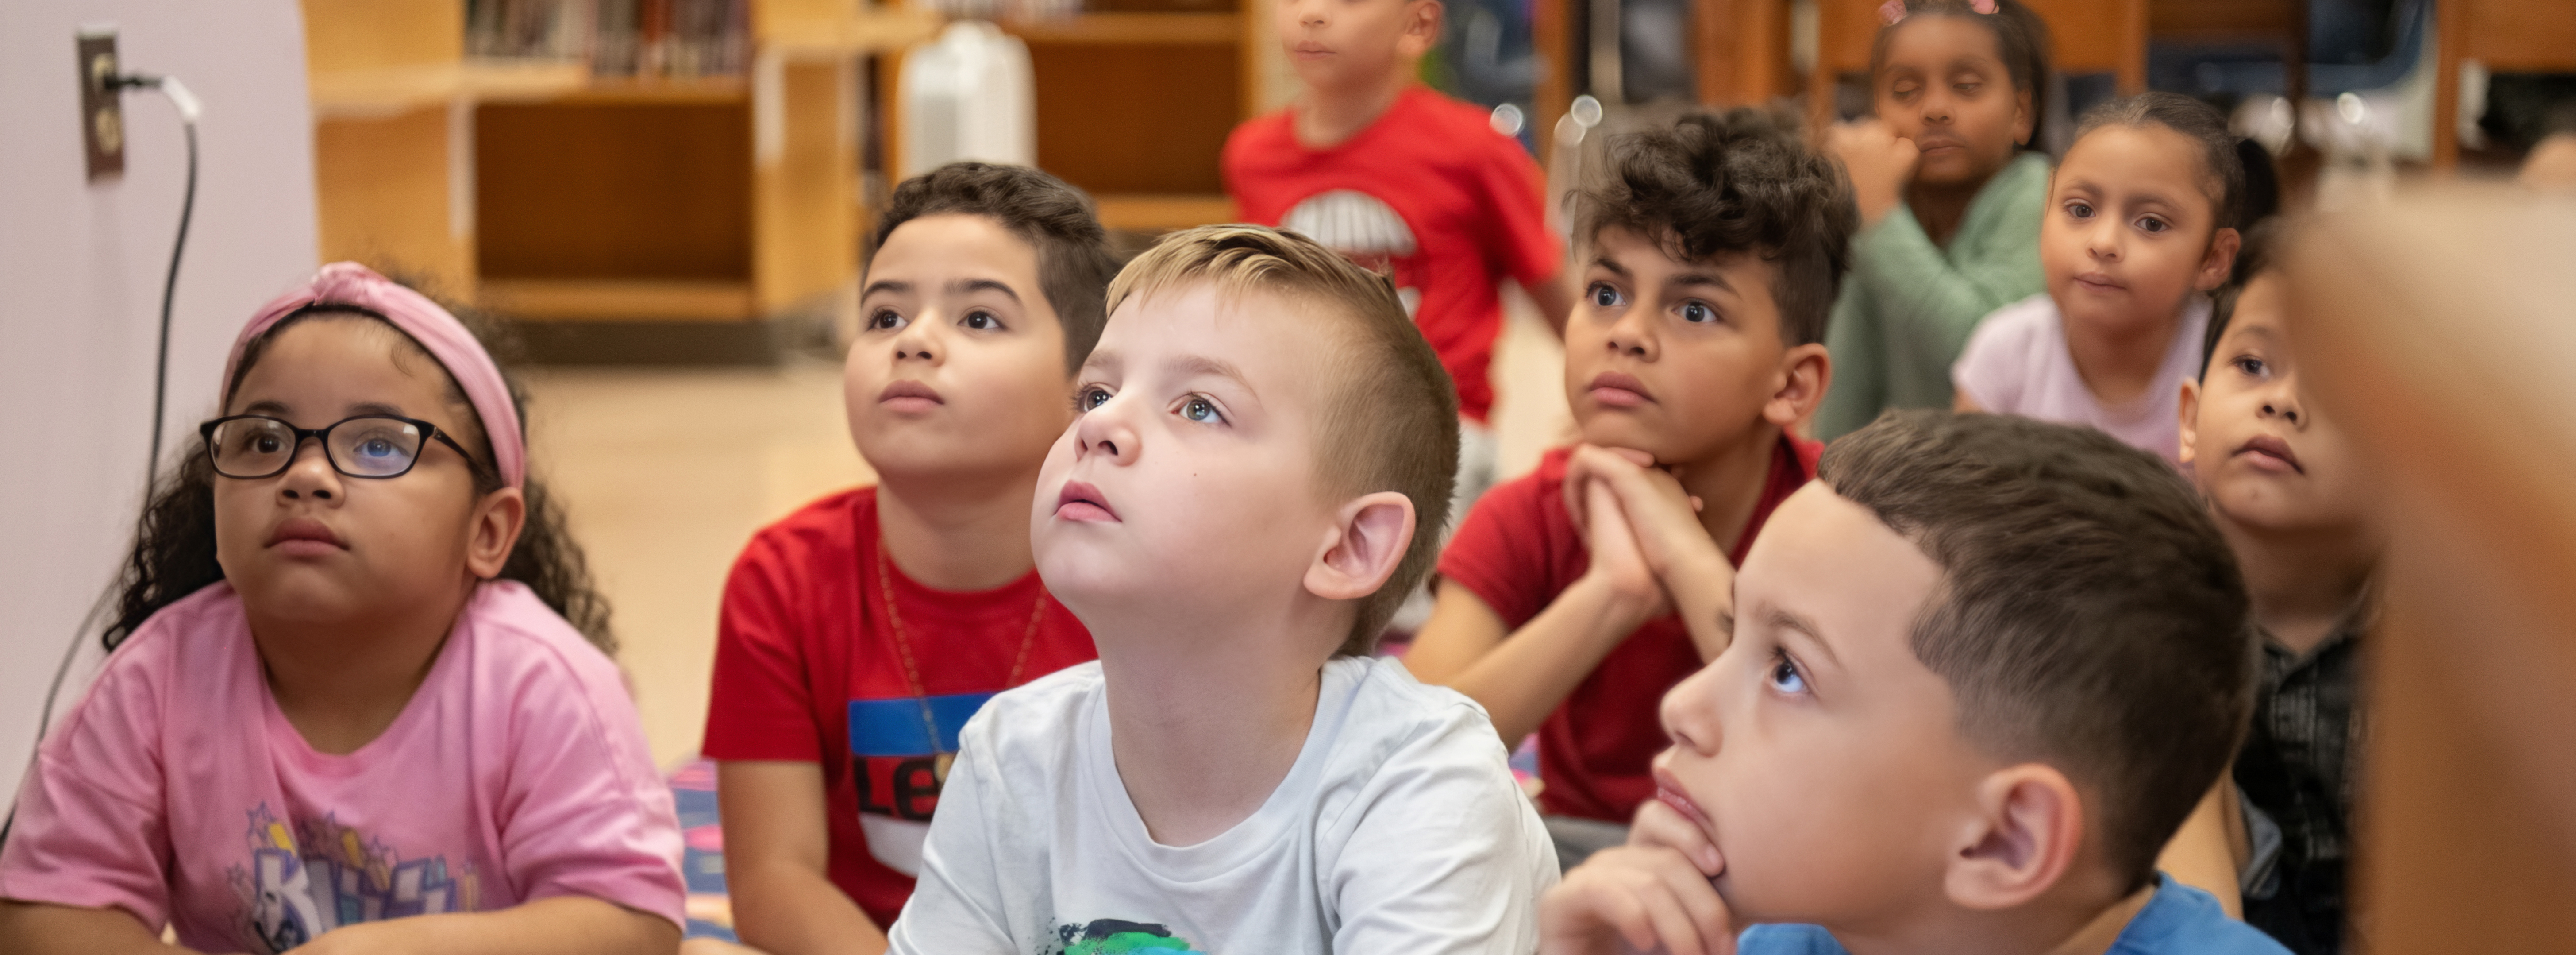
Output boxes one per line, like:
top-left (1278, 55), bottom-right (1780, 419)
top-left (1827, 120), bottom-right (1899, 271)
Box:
top-left (304, 0), bottom-right (940, 359)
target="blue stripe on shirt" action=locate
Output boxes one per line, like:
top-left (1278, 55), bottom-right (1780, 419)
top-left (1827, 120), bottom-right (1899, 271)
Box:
top-left (848, 693), bottom-right (997, 757)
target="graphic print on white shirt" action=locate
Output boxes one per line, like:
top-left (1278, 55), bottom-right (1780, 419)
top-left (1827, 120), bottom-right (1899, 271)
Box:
top-left (1280, 190), bottom-right (1424, 317)
top-left (885, 657), bottom-right (1559, 955)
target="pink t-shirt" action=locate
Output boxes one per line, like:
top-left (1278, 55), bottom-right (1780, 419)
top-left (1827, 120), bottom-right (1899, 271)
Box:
top-left (0, 581), bottom-right (685, 953)
top-left (1951, 292), bottom-right (2211, 467)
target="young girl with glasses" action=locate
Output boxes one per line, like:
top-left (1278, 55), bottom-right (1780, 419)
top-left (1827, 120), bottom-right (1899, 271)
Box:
top-left (0, 263), bottom-right (685, 955)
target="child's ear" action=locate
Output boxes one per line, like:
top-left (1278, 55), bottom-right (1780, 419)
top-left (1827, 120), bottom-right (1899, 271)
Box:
top-left (2177, 377), bottom-right (2202, 467)
top-left (1944, 763), bottom-right (2086, 911)
top-left (2195, 226), bottom-right (2243, 293)
top-left (466, 487), bottom-right (528, 580)
top-left (1397, 0), bottom-right (1443, 57)
top-left (1305, 491), bottom-right (1417, 602)
top-left (1762, 342), bottom-right (1833, 430)
top-left (2012, 87), bottom-right (2036, 148)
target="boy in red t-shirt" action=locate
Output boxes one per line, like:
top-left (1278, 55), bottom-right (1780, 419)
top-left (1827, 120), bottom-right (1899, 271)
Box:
top-left (689, 164), bottom-right (1118, 955)
top-left (1405, 109), bottom-right (1857, 865)
top-left (1224, 0), bottom-right (1571, 507)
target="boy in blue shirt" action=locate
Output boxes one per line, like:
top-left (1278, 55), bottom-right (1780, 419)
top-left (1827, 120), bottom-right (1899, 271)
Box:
top-left (1541, 410), bottom-right (2289, 955)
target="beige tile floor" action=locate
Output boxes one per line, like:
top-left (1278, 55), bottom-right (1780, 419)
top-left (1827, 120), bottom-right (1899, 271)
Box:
top-left (528, 294), bottom-right (1571, 770)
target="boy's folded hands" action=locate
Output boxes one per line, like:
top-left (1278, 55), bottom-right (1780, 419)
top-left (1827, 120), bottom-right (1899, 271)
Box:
top-left (1563, 445), bottom-right (1739, 660)
top-left (1541, 798), bottom-right (1737, 955)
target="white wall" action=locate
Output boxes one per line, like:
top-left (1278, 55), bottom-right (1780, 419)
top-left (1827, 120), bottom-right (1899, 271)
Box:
top-left (0, 0), bottom-right (317, 802)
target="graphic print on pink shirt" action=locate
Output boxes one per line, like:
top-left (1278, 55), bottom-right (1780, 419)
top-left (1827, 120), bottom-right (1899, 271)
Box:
top-left (231, 805), bottom-right (477, 950)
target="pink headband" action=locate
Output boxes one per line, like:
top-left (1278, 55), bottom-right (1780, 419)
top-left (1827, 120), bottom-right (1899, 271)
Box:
top-left (221, 262), bottom-right (526, 489)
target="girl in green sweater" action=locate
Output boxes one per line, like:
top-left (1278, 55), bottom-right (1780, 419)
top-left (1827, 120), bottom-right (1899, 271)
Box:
top-left (1816, 0), bottom-right (2054, 438)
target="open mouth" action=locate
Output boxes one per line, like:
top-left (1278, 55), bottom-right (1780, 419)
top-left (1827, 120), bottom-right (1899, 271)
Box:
top-left (267, 517), bottom-right (347, 555)
top-left (878, 380), bottom-right (944, 412)
top-left (1586, 370), bottom-right (1654, 409)
top-left (1055, 480), bottom-right (1120, 522)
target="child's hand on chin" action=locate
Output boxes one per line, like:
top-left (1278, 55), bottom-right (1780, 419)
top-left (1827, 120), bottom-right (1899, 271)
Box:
top-left (1824, 118), bottom-right (1921, 226)
top-left (1567, 453), bottom-right (1674, 622)
top-left (1539, 843), bottom-right (1735, 955)
top-left (1561, 446), bottom-right (1725, 587)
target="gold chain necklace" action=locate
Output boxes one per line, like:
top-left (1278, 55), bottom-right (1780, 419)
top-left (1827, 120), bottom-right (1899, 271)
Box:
top-left (874, 537), bottom-right (1046, 783)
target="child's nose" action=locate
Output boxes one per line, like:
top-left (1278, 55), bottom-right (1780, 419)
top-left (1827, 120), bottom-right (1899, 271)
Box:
top-left (1660, 665), bottom-right (1725, 754)
top-left (1603, 305), bottom-right (1659, 360)
top-left (277, 440), bottom-right (343, 502)
top-left (889, 313), bottom-right (942, 363)
top-left (1074, 398), bottom-right (1141, 464)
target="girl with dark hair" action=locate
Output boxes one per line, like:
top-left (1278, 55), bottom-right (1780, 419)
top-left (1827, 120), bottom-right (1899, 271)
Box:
top-left (1816, 0), bottom-right (2059, 438)
top-left (1952, 92), bottom-right (2257, 468)
top-left (0, 264), bottom-right (683, 955)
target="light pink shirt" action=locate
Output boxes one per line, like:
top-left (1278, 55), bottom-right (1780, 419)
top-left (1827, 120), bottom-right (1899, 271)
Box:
top-left (0, 581), bottom-right (685, 953)
top-left (1952, 292), bottom-right (2211, 467)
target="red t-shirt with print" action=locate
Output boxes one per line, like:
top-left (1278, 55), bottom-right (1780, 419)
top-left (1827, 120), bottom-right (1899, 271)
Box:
top-left (1223, 85), bottom-right (1560, 424)
top-left (1436, 436), bottom-right (1821, 822)
top-left (701, 487), bottom-right (1097, 927)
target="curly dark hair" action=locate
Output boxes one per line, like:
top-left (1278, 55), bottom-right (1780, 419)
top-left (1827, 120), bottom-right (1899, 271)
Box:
top-left (1871, 0), bottom-right (2055, 151)
top-left (872, 162), bottom-right (1121, 374)
top-left (1576, 106), bottom-right (1859, 346)
top-left (105, 305), bottom-right (615, 655)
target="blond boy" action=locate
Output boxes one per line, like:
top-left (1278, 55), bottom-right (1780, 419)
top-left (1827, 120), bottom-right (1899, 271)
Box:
top-left (888, 226), bottom-right (1556, 953)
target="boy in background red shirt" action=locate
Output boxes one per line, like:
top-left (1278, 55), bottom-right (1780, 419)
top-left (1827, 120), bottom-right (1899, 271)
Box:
top-left (1224, 0), bottom-right (1571, 509)
top-left (689, 164), bottom-right (1117, 955)
top-left (1405, 109), bottom-right (1855, 866)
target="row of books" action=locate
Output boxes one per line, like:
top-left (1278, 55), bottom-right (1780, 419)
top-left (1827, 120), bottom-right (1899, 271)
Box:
top-left (464, 0), bottom-right (750, 79)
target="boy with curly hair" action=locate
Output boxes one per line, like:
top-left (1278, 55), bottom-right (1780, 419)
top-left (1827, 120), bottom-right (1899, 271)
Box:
top-left (1405, 108), bottom-right (1854, 863)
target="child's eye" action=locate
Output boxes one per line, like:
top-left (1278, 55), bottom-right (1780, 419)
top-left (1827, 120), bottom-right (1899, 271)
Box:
top-left (961, 310), bottom-right (1005, 331)
top-left (2065, 201), bottom-right (2095, 220)
top-left (867, 309), bottom-right (906, 331)
top-left (1074, 385), bottom-right (1113, 412)
top-left (2233, 355), bottom-right (2267, 378)
top-left (1955, 81), bottom-right (1982, 94)
top-left (1588, 282), bottom-right (1623, 308)
top-left (1679, 301), bottom-right (1719, 324)
top-left (1179, 395), bottom-right (1226, 424)
top-left (1766, 650), bottom-right (1807, 695)
top-left (2136, 216), bottom-right (2170, 233)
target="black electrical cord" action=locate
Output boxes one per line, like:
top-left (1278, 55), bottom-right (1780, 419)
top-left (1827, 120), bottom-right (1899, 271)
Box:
top-left (8, 74), bottom-right (200, 851)
top-left (120, 73), bottom-right (200, 476)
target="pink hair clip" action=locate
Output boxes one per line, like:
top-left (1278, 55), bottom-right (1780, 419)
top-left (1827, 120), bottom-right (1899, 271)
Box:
top-left (1884, 0), bottom-right (1998, 22)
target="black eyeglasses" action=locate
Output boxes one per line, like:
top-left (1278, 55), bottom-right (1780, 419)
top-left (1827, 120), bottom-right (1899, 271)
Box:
top-left (198, 414), bottom-right (480, 480)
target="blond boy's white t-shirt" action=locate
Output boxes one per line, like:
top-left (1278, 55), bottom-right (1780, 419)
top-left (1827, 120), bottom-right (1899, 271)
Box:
top-left (886, 656), bottom-right (1558, 955)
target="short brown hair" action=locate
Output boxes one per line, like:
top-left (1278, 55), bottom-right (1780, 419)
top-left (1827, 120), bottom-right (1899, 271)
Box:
top-left (1107, 225), bottom-right (1459, 655)
top-left (1576, 107), bottom-right (1857, 347)
top-left (873, 162), bottom-right (1120, 373)
top-left (1821, 410), bottom-right (2254, 890)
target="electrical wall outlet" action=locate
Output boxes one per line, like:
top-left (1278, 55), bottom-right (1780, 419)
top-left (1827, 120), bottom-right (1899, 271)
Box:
top-left (77, 26), bottom-right (123, 180)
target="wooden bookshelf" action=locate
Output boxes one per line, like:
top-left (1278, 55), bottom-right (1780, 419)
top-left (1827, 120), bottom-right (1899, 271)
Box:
top-left (997, 3), bottom-right (1258, 233)
top-left (302, 0), bottom-right (938, 341)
